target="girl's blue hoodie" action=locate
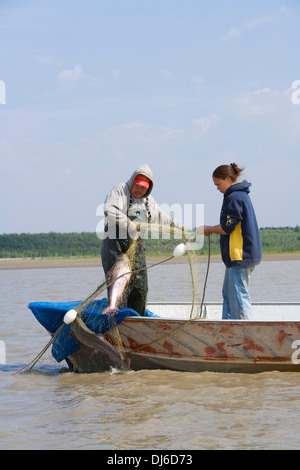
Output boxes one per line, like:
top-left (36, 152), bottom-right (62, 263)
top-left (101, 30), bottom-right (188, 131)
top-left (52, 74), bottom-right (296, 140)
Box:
top-left (219, 181), bottom-right (262, 268)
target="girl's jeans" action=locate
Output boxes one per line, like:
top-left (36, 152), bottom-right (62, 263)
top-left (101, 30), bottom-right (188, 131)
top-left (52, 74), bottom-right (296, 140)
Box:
top-left (222, 266), bottom-right (255, 320)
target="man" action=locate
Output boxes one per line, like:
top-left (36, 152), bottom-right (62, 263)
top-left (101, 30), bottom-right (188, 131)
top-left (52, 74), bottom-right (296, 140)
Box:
top-left (101, 163), bottom-right (185, 315)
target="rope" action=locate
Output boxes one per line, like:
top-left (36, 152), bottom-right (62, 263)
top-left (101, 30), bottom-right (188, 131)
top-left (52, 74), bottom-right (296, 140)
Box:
top-left (11, 323), bottom-right (65, 376)
top-left (13, 236), bottom-right (211, 374)
top-left (200, 236), bottom-right (211, 317)
top-left (125, 237), bottom-right (211, 354)
top-left (12, 252), bottom-right (176, 375)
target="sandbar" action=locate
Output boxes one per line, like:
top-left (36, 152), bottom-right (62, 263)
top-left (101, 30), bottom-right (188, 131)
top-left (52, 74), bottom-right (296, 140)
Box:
top-left (0, 253), bottom-right (299, 270)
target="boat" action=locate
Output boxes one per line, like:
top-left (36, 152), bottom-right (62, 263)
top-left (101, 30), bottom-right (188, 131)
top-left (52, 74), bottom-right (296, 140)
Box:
top-left (28, 300), bottom-right (300, 373)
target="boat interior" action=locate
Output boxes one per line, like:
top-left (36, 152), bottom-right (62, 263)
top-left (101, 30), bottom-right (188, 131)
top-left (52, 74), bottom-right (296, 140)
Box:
top-left (146, 302), bottom-right (300, 321)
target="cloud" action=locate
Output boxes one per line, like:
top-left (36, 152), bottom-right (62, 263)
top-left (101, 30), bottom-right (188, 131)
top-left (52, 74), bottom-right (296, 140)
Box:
top-left (32, 52), bottom-right (61, 67)
top-left (121, 121), bottom-right (148, 129)
top-left (191, 115), bottom-right (221, 134)
top-left (118, 116), bottom-right (221, 146)
top-left (112, 70), bottom-right (120, 81)
top-left (245, 6), bottom-right (288, 30)
top-left (222, 7), bottom-right (288, 41)
top-left (191, 76), bottom-right (205, 85)
top-left (57, 64), bottom-right (83, 83)
top-left (191, 76), bottom-right (205, 91)
top-left (71, 116), bottom-right (220, 172)
top-left (225, 86), bottom-right (300, 150)
top-left (227, 87), bottom-right (291, 116)
top-left (222, 27), bottom-right (240, 42)
top-left (161, 70), bottom-right (173, 78)
top-left (118, 121), bottom-right (186, 144)
top-left (253, 88), bottom-right (272, 95)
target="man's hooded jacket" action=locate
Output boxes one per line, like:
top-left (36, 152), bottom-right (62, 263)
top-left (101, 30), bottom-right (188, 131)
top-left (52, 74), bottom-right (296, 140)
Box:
top-left (103, 164), bottom-right (184, 240)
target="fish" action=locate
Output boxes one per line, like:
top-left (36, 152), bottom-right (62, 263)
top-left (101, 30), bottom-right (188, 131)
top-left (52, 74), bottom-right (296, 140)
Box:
top-left (71, 315), bottom-right (129, 370)
top-left (70, 253), bottom-right (132, 371)
top-left (102, 253), bottom-right (132, 314)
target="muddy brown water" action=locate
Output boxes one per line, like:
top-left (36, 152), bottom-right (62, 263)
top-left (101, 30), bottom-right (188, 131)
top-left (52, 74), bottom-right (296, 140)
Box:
top-left (0, 259), bottom-right (299, 450)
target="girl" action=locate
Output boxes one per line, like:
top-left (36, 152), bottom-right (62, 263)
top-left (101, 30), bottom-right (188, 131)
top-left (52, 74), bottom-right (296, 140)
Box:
top-left (198, 163), bottom-right (262, 319)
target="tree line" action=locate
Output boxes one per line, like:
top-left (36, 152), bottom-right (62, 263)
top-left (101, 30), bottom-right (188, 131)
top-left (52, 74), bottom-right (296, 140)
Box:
top-left (0, 227), bottom-right (299, 259)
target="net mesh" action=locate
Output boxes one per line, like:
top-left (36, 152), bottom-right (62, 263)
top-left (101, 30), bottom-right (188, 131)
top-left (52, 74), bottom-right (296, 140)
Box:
top-left (69, 223), bottom-right (206, 366)
top-left (16, 223), bottom-right (208, 374)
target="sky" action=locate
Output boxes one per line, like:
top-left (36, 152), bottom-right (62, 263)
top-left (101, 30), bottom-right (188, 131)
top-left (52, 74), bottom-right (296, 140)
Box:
top-left (0, 0), bottom-right (299, 234)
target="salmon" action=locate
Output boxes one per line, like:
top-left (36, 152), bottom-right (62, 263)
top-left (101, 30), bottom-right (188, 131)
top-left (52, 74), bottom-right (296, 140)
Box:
top-left (71, 315), bottom-right (129, 370)
top-left (102, 254), bottom-right (131, 314)
top-left (70, 253), bottom-right (132, 370)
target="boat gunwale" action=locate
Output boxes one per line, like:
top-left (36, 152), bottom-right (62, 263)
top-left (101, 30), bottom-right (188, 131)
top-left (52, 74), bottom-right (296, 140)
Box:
top-left (120, 317), bottom-right (300, 324)
top-left (146, 301), bottom-right (300, 306)
top-left (121, 301), bottom-right (300, 323)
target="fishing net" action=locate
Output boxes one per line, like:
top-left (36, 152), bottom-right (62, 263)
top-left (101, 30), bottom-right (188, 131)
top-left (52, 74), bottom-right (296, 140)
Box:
top-left (18, 223), bottom-right (209, 375)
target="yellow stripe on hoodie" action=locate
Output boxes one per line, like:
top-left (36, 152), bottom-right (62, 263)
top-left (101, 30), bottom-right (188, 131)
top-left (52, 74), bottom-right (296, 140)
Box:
top-left (229, 221), bottom-right (243, 261)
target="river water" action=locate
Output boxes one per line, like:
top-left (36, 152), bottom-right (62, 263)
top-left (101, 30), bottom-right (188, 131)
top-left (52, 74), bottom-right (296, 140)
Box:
top-left (0, 259), bottom-right (300, 450)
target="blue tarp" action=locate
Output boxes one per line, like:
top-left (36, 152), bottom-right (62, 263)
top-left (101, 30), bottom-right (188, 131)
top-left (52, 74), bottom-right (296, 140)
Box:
top-left (28, 299), bottom-right (157, 363)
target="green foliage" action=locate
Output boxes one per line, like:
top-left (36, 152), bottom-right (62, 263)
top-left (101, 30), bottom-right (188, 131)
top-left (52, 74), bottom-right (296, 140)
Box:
top-left (144, 233), bottom-right (220, 256)
top-left (0, 227), bottom-right (299, 259)
top-left (0, 232), bottom-right (102, 259)
top-left (259, 226), bottom-right (300, 254)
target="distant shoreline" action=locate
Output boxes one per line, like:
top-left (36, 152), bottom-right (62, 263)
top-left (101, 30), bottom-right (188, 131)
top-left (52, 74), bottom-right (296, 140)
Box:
top-left (0, 253), bottom-right (299, 270)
